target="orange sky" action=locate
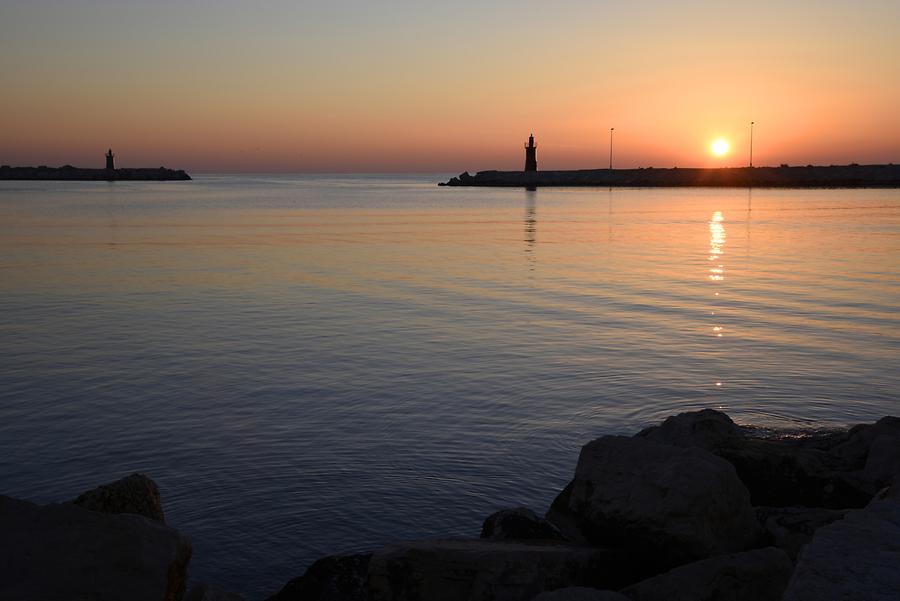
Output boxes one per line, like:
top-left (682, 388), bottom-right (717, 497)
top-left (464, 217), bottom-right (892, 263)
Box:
top-left (1, 1), bottom-right (898, 172)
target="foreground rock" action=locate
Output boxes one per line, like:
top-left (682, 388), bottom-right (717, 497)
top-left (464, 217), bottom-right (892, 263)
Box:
top-left (861, 428), bottom-right (900, 489)
top-left (547, 436), bottom-right (758, 570)
top-left (636, 408), bottom-right (743, 451)
top-left (636, 409), bottom-right (879, 507)
top-left (368, 539), bottom-right (639, 601)
top-left (532, 588), bottom-right (629, 601)
top-left (621, 547), bottom-right (793, 601)
top-left (249, 410), bottom-right (900, 601)
top-left (185, 584), bottom-right (247, 601)
top-left (72, 472), bottom-right (166, 523)
top-left (782, 488), bottom-right (900, 600)
top-left (0, 495), bottom-right (191, 601)
top-left (816, 416), bottom-right (900, 469)
top-left (755, 506), bottom-right (847, 559)
top-left (265, 554), bottom-right (370, 601)
top-left (481, 507), bottom-right (566, 542)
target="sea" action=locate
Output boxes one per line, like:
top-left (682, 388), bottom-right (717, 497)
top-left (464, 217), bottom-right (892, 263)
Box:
top-left (1, 175), bottom-right (898, 598)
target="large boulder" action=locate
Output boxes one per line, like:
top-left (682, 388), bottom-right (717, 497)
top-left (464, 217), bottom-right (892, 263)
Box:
top-left (546, 436), bottom-right (758, 570)
top-left (71, 472), bottom-right (166, 523)
top-left (782, 488), bottom-right (900, 600)
top-left (755, 506), bottom-right (847, 559)
top-left (636, 409), bottom-right (872, 507)
top-left (481, 507), bottom-right (566, 542)
top-left (636, 409), bottom-right (744, 451)
top-left (0, 495), bottom-right (191, 601)
top-left (621, 547), bottom-right (793, 601)
top-left (265, 553), bottom-right (370, 601)
top-left (532, 588), bottom-right (629, 601)
top-left (367, 538), bottom-right (639, 601)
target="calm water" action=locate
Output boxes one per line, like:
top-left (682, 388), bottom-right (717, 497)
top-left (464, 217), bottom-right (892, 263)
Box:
top-left (1, 175), bottom-right (899, 598)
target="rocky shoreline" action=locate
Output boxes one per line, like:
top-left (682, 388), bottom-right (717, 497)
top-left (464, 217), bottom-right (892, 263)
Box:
top-left (2, 409), bottom-right (898, 600)
top-left (439, 164), bottom-right (900, 188)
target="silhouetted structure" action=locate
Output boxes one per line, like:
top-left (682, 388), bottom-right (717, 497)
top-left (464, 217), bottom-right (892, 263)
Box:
top-left (440, 164), bottom-right (900, 188)
top-left (105, 149), bottom-right (115, 171)
top-left (1, 165), bottom-right (191, 181)
top-left (524, 134), bottom-right (537, 172)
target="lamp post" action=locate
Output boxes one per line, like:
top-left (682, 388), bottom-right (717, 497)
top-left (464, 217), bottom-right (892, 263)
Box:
top-left (609, 128), bottom-right (614, 170)
top-left (749, 121), bottom-right (754, 168)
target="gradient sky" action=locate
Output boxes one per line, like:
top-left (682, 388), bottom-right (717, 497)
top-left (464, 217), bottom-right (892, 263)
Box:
top-left (1, 0), bottom-right (898, 172)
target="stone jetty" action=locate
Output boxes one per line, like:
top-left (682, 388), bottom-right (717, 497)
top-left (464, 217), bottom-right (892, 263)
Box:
top-left (439, 164), bottom-right (900, 188)
top-left (0, 164), bottom-right (191, 181)
top-left (1, 150), bottom-right (190, 181)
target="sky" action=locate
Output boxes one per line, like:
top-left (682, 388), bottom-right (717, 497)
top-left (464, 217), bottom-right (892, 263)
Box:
top-left (1, 0), bottom-right (898, 172)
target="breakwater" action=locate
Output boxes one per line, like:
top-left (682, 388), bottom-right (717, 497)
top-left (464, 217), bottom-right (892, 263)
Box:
top-left (1, 165), bottom-right (191, 181)
top-left (440, 164), bottom-right (900, 188)
top-left (3, 410), bottom-right (898, 600)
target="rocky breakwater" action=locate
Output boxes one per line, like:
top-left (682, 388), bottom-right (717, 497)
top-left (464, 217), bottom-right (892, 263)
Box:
top-left (0, 164), bottom-right (192, 181)
top-left (2, 410), bottom-right (899, 600)
top-left (439, 164), bottom-right (900, 188)
top-left (267, 409), bottom-right (900, 601)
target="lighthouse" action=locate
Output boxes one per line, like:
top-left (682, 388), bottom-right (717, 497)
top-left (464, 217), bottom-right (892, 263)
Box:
top-left (105, 149), bottom-right (115, 171)
top-left (524, 134), bottom-right (537, 172)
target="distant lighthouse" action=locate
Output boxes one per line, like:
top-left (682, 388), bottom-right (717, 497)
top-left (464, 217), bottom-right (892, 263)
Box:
top-left (524, 134), bottom-right (537, 172)
top-left (105, 149), bottom-right (115, 171)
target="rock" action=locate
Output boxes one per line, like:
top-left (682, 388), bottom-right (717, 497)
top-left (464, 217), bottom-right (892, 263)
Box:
top-left (71, 472), bottom-right (166, 523)
top-left (547, 436), bottom-right (758, 571)
top-left (782, 492), bottom-right (900, 600)
top-left (458, 171), bottom-right (475, 184)
top-left (621, 547), bottom-right (793, 601)
top-left (636, 409), bottom-right (744, 451)
top-left (755, 506), bottom-right (847, 559)
top-left (367, 538), bottom-right (640, 601)
top-left (634, 409), bottom-right (868, 507)
top-left (862, 434), bottom-right (900, 488)
top-left (185, 584), bottom-right (247, 601)
top-left (481, 507), bottom-right (566, 541)
top-left (824, 416), bottom-right (900, 469)
top-left (265, 553), bottom-right (370, 601)
top-left (872, 484), bottom-right (900, 501)
top-left (532, 588), bottom-right (629, 601)
top-left (716, 440), bottom-right (870, 508)
top-left (0, 495), bottom-right (191, 601)
top-left (544, 482), bottom-right (590, 545)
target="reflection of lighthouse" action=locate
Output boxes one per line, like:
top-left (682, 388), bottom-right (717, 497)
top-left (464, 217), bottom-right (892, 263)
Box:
top-left (524, 134), bottom-right (537, 172)
top-left (524, 193), bottom-right (536, 270)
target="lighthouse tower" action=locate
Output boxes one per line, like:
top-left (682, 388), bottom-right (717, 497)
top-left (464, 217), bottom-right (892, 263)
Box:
top-left (105, 149), bottom-right (115, 171)
top-left (524, 134), bottom-right (537, 172)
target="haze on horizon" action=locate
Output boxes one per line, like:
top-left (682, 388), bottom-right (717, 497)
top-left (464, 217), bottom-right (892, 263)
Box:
top-left (1, 0), bottom-right (898, 173)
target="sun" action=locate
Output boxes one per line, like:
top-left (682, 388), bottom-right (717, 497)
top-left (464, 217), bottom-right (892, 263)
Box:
top-left (711, 138), bottom-right (730, 157)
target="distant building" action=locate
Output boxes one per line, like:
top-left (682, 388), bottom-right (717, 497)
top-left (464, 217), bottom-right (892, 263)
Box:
top-left (105, 149), bottom-right (115, 171)
top-left (524, 134), bottom-right (537, 172)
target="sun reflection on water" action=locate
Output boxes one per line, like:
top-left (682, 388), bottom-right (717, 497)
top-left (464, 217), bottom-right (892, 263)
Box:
top-left (708, 211), bottom-right (726, 281)
top-left (709, 210), bottom-right (726, 388)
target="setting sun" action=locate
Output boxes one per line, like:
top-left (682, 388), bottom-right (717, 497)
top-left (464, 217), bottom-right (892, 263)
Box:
top-left (711, 138), bottom-right (730, 157)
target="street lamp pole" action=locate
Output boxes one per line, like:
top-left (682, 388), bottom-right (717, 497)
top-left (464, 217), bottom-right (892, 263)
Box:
top-left (749, 121), bottom-right (754, 168)
top-left (609, 128), bottom-right (614, 170)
